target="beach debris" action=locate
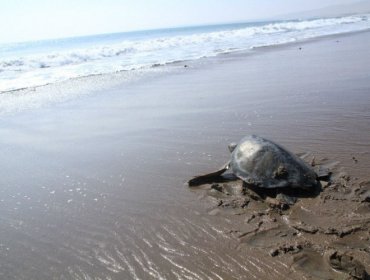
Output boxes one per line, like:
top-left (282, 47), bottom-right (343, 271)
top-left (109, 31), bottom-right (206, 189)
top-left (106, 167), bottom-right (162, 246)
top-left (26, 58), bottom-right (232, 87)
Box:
top-left (188, 135), bottom-right (320, 190)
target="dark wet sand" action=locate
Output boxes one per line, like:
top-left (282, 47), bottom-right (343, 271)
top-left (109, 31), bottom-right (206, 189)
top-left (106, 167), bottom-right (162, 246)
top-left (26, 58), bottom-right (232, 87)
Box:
top-left (0, 31), bottom-right (369, 279)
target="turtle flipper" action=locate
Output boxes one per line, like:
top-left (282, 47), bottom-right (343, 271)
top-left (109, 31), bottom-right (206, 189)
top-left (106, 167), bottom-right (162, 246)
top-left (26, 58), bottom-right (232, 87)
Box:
top-left (188, 161), bottom-right (230, 187)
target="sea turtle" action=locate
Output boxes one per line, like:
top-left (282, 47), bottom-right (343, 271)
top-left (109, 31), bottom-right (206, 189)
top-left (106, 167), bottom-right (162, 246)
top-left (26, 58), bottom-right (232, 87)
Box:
top-left (188, 135), bottom-right (322, 189)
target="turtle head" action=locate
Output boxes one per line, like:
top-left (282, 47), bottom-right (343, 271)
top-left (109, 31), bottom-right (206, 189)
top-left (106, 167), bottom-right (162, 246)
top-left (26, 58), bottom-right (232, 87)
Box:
top-left (228, 142), bottom-right (237, 153)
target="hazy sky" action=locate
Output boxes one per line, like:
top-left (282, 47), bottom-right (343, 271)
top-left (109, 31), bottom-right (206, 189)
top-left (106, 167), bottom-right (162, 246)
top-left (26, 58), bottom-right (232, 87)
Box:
top-left (0, 0), bottom-right (361, 43)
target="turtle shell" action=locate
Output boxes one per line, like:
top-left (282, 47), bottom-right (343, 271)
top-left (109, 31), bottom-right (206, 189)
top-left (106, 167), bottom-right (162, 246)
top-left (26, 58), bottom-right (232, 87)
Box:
top-left (230, 135), bottom-right (317, 189)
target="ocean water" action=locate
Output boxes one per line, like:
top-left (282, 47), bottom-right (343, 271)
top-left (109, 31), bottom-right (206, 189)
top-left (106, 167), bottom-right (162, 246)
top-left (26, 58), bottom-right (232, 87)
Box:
top-left (1, 14), bottom-right (370, 93)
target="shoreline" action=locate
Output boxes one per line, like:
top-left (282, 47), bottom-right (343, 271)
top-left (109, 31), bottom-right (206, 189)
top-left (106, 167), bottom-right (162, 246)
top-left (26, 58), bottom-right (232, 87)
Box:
top-left (0, 30), bottom-right (369, 279)
top-left (1, 28), bottom-right (369, 98)
top-left (2, 29), bottom-right (370, 119)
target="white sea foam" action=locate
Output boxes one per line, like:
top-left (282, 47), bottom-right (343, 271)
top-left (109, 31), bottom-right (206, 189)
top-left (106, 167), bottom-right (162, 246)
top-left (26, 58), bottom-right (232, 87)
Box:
top-left (0, 14), bottom-right (370, 93)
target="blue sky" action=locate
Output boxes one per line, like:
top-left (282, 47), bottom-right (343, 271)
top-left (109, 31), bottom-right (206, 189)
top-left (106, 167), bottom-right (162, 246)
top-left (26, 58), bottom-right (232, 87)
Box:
top-left (0, 0), bottom-right (362, 43)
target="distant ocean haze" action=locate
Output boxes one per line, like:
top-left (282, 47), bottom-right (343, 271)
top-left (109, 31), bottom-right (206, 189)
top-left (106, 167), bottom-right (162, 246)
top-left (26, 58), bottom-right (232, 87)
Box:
top-left (1, 14), bottom-right (370, 93)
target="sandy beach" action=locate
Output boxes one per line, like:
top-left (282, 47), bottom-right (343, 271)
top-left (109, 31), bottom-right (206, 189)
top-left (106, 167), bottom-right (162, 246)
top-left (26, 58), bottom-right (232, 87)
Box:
top-left (0, 31), bottom-right (369, 279)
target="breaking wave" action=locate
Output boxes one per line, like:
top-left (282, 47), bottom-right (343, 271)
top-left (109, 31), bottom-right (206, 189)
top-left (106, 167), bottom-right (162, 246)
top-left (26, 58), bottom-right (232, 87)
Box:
top-left (1, 14), bottom-right (370, 92)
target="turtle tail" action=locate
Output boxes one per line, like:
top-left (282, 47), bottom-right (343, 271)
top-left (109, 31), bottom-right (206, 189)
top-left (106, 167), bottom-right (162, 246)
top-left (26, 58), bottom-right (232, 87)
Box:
top-left (188, 161), bottom-right (230, 187)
